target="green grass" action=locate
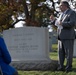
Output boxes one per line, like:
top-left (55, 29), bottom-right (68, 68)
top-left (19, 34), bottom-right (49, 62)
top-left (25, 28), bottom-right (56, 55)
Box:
top-left (52, 44), bottom-right (58, 51)
top-left (18, 44), bottom-right (76, 75)
top-left (49, 52), bottom-right (58, 60)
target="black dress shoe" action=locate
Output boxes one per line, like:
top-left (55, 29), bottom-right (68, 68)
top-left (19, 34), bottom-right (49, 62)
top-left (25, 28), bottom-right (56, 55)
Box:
top-left (57, 67), bottom-right (65, 71)
top-left (65, 69), bottom-right (72, 73)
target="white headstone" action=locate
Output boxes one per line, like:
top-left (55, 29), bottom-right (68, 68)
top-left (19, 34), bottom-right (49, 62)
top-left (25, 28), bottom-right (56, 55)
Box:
top-left (3, 27), bottom-right (50, 61)
top-left (73, 39), bottom-right (76, 57)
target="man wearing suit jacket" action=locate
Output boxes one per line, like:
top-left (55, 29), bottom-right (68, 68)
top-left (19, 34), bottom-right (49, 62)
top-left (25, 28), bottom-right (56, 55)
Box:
top-left (50, 1), bottom-right (76, 72)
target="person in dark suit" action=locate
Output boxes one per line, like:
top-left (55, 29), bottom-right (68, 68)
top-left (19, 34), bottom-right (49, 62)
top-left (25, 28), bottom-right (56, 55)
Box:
top-left (50, 14), bottom-right (57, 30)
top-left (0, 37), bottom-right (18, 75)
top-left (57, 1), bottom-right (76, 72)
top-left (50, 1), bottom-right (76, 72)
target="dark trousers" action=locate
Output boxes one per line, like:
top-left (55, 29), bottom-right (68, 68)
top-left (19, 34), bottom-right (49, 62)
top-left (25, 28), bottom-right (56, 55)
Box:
top-left (13, 70), bottom-right (18, 75)
top-left (58, 39), bottom-right (74, 70)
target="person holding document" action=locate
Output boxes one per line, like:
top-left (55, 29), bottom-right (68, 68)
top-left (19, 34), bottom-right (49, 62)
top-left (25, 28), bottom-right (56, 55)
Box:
top-left (50, 1), bottom-right (76, 72)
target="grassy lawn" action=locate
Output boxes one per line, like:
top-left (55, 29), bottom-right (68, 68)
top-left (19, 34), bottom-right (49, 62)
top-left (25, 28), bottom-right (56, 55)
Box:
top-left (18, 44), bottom-right (76, 75)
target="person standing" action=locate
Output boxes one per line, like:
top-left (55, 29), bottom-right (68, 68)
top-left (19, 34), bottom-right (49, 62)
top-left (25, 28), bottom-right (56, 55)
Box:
top-left (50, 14), bottom-right (57, 31)
top-left (0, 37), bottom-right (18, 75)
top-left (50, 1), bottom-right (76, 72)
top-left (57, 1), bottom-right (76, 72)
